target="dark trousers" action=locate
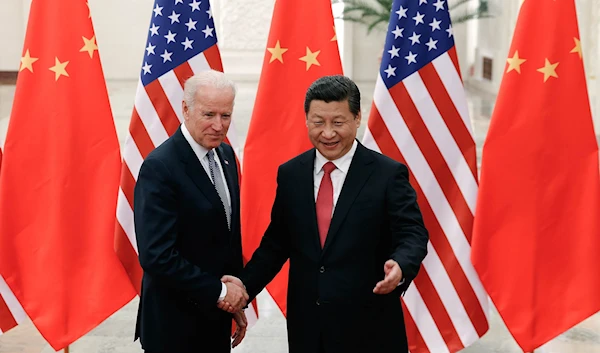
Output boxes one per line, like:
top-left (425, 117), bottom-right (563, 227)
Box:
top-left (319, 335), bottom-right (327, 353)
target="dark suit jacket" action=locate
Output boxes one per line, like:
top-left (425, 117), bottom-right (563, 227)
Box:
top-left (241, 142), bottom-right (428, 353)
top-left (133, 128), bottom-right (242, 353)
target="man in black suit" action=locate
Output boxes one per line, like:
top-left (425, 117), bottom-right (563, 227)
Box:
top-left (223, 75), bottom-right (429, 353)
top-left (134, 70), bottom-right (249, 353)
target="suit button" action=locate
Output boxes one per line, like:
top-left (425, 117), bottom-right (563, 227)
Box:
top-left (319, 266), bottom-right (325, 273)
top-left (316, 299), bottom-right (320, 306)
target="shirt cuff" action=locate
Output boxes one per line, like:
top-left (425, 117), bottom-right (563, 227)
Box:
top-left (398, 278), bottom-right (405, 286)
top-left (218, 282), bottom-right (227, 302)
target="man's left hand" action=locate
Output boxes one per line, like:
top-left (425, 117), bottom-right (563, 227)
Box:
top-left (232, 310), bottom-right (247, 348)
top-left (373, 259), bottom-right (403, 294)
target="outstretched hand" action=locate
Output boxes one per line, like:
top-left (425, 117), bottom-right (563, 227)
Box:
top-left (373, 259), bottom-right (403, 295)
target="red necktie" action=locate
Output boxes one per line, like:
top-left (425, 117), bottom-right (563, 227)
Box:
top-left (316, 162), bottom-right (336, 248)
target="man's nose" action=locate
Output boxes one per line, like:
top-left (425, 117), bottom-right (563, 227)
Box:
top-left (322, 125), bottom-right (336, 138)
top-left (212, 116), bottom-right (224, 131)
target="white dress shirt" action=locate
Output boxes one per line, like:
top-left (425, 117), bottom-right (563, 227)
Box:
top-left (314, 140), bottom-right (358, 214)
top-left (181, 123), bottom-right (231, 301)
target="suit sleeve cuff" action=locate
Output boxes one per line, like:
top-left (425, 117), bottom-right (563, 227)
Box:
top-left (218, 282), bottom-right (227, 302)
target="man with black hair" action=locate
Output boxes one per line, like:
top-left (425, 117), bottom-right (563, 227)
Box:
top-left (224, 75), bottom-right (428, 353)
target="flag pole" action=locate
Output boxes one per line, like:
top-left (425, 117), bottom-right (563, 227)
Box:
top-left (64, 346), bottom-right (69, 353)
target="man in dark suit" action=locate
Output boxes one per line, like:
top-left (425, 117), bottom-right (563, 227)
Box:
top-left (223, 75), bottom-right (429, 353)
top-left (134, 70), bottom-right (249, 353)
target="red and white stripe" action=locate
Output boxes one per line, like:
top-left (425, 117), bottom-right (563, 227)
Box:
top-left (363, 49), bottom-right (489, 353)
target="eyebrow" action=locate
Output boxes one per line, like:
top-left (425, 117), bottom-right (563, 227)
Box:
top-left (310, 114), bottom-right (347, 119)
top-left (201, 110), bottom-right (232, 115)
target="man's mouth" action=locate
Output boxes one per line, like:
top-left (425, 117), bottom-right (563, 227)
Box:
top-left (321, 141), bottom-right (339, 148)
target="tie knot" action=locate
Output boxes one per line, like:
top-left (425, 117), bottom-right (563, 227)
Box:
top-left (322, 162), bottom-right (336, 175)
top-left (207, 149), bottom-right (215, 160)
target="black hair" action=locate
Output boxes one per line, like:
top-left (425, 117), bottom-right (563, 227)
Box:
top-left (304, 75), bottom-right (361, 117)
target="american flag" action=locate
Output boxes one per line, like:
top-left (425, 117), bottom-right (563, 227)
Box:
top-left (362, 0), bottom-right (489, 351)
top-left (0, 149), bottom-right (26, 335)
top-left (114, 0), bottom-right (242, 294)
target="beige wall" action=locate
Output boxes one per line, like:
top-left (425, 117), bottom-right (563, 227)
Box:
top-left (89, 0), bottom-right (154, 80)
top-left (0, 0), bottom-right (27, 72)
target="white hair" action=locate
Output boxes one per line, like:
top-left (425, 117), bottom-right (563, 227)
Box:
top-left (183, 70), bottom-right (236, 111)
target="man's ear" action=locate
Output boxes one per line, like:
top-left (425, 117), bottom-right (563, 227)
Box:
top-left (182, 100), bottom-right (189, 121)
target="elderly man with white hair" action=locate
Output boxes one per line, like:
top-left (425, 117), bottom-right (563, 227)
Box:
top-left (133, 70), bottom-right (248, 353)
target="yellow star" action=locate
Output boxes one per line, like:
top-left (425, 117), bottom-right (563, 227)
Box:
top-left (299, 47), bottom-right (321, 71)
top-left (267, 40), bottom-right (288, 64)
top-left (331, 26), bottom-right (337, 42)
top-left (506, 50), bottom-right (526, 74)
top-left (536, 58), bottom-right (559, 83)
top-left (570, 37), bottom-right (582, 59)
top-left (49, 57), bottom-right (70, 81)
top-left (80, 36), bottom-right (98, 58)
top-left (20, 49), bottom-right (39, 73)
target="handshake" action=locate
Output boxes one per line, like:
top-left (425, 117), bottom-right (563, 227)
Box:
top-left (217, 275), bottom-right (249, 348)
top-left (217, 275), bottom-right (248, 313)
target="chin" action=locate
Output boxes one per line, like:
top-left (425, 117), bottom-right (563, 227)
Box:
top-left (209, 139), bottom-right (224, 147)
top-left (319, 150), bottom-right (340, 160)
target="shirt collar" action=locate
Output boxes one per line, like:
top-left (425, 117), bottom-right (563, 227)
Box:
top-left (181, 123), bottom-right (211, 161)
top-left (315, 140), bottom-right (358, 175)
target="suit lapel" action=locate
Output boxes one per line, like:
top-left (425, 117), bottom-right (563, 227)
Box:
top-left (299, 150), bottom-right (322, 254)
top-left (184, 157), bottom-right (224, 217)
top-left (322, 143), bottom-right (375, 256)
top-left (174, 129), bottom-right (228, 227)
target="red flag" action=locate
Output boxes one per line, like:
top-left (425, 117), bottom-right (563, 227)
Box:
top-left (0, 148), bottom-right (26, 335)
top-left (241, 0), bottom-right (343, 314)
top-left (471, 0), bottom-right (600, 351)
top-left (0, 1), bottom-right (136, 350)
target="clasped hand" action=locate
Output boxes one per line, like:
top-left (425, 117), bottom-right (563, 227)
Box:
top-left (217, 275), bottom-right (248, 313)
top-left (216, 275), bottom-right (249, 348)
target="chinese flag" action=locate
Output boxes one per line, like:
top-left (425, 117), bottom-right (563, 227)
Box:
top-left (0, 0), bottom-right (136, 350)
top-left (241, 0), bottom-right (343, 315)
top-left (471, 0), bottom-right (600, 351)
top-left (0, 146), bottom-right (19, 335)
